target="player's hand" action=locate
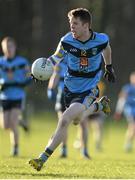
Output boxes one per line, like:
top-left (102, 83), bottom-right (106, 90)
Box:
top-left (31, 74), bottom-right (38, 82)
top-left (47, 89), bottom-right (56, 101)
top-left (113, 112), bottom-right (121, 121)
top-left (104, 64), bottom-right (116, 83)
top-left (31, 74), bottom-right (43, 83)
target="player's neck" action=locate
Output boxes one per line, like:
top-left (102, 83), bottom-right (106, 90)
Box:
top-left (77, 30), bottom-right (92, 42)
top-left (4, 54), bottom-right (16, 59)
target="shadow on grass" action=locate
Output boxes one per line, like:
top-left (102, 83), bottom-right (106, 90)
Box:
top-left (0, 171), bottom-right (89, 178)
top-left (3, 155), bottom-right (31, 159)
top-left (1, 171), bottom-right (127, 179)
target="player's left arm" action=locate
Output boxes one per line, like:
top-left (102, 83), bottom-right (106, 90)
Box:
top-left (47, 64), bottom-right (60, 100)
top-left (48, 64), bottom-right (60, 90)
top-left (102, 43), bottom-right (116, 83)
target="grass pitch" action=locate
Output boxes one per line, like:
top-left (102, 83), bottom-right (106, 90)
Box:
top-left (0, 112), bottom-right (135, 179)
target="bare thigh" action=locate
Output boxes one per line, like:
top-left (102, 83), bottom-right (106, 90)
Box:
top-left (10, 108), bottom-right (21, 129)
top-left (61, 102), bottom-right (85, 124)
top-left (1, 110), bottom-right (11, 129)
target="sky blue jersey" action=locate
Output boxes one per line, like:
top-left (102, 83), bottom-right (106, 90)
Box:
top-left (122, 84), bottom-right (135, 117)
top-left (0, 56), bottom-right (31, 100)
top-left (50, 31), bottom-right (109, 93)
top-left (122, 84), bottom-right (135, 107)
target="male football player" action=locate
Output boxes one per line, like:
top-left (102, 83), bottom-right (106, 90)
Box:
top-left (0, 37), bottom-right (31, 156)
top-left (114, 72), bottom-right (135, 152)
top-left (29, 8), bottom-right (115, 171)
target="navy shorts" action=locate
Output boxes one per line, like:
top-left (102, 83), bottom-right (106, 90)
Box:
top-left (1, 100), bottom-right (22, 111)
top-left (64, 86), bottom-right (99, 108)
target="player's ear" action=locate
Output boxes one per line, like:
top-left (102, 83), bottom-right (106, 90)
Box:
top-left (83, 22), bottom-right (89, 27)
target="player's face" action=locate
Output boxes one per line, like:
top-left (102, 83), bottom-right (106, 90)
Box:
top-left (130, 74), bottom-right (135, 85)
top-left (69, 17), bottom-right (88, 40)
top-left (2, 41), bottom-right (16, 59)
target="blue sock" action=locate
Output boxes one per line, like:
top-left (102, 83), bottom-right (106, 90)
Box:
top-left (61, 145), bottom-right (67, 156)
top-left (82, 148), bottom-right (89, 156)
top-left (39, 148), bottom-right (53, 163)
top-left (39, 153), bottom-right (48, 162)
top-left (11, 144), bottom-right (19, 156)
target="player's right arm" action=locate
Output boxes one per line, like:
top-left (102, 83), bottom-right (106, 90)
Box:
top-left (114, 90), bottom-right (127, 120)
top-left (48, 40), bottom-right (66, 66)
top-left (32, 40), bottom-right (66, 82)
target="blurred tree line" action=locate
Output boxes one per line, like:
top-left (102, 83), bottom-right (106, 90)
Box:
top-left (0, 0), bottom-right (134, 111)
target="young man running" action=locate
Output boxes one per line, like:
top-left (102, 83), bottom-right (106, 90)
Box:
top-left (29, 8), bottom-right (115, 171)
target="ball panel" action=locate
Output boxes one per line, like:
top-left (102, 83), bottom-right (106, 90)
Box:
top-left (31, 57), bottom-right (53, 81)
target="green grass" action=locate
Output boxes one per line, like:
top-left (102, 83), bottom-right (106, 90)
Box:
top-left (0, 112), bottom-right (135, 179)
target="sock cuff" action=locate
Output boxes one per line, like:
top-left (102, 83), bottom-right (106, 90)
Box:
top-left (45, 148), bottom-right (53, 157)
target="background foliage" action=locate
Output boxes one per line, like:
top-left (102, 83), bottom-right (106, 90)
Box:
top-left (0, 0), bottom-right (134, 111)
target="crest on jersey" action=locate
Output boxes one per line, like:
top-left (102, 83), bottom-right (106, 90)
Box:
top-left (92, 48), bottom-right (98, 55)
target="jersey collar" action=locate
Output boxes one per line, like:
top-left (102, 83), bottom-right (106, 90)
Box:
top-left (75, 29), bottom-right (95, 44)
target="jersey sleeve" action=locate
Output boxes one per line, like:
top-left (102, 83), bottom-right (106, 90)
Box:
top-left (53, 62), bottom-right (61, 74)
top-left (49, 40), bottom-right (67, 65)
top-left (100, 33), bottom-right (109, 42)
top-left (99, 33), bottom-right (109, 49)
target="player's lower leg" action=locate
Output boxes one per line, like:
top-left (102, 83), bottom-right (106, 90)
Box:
top-left (19, 119), bottom-right (29, 132)
top-left (29, 122), bottom-right (68, 170)
top-left (57, 111), bottom-right (68, 157)
top-left (80, 120), bottom-right (91, 159)
top-left (82, 148), bottom-right (91, 159)
top-left (10, 108), bottom-right (20, 156)
top-left (73, 128), bottom-right (81, 149)
top-left (10, 128), bottom-right (19, 156)
top-left (94, 121), bottom-right (103, 151)
top-left (60, 128), bottom-right (68, 157)
top-left (29, 103), bottom-right (85, 171)
top-left (60, 144), bottom-right (67, 158)
top-left (124, 123), bottom-right (135, 152)
top-left (29, 147), bottom-right (53, 171)
top-left (97, 96), bottom-right (111, 114)
top-left (11, 144), bottom-right (19, 156)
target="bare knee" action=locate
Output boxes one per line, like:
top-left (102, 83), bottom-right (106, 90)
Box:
top-left (60, 116), bottom-right (70, 128)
